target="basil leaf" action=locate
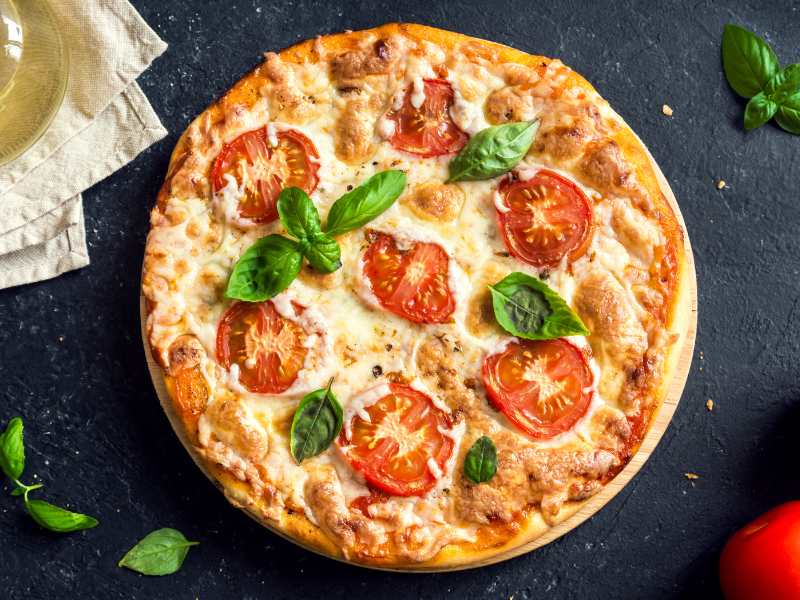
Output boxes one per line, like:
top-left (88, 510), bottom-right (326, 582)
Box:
top-left (775, 92), bottom-right (800, 134)
top-left (25, 497), bottom-right (98, 533)
top-left (464, 436), bottom-right (497, 484)
top-left (446, 121), bottom-right (539, 183)
top-left (290, 382), bottom-right (343, 463)
top-left (119, 528), bottom-right (199, 576)
top-left (488, 272), bottom-right (589, 340)
top-left (0, 417), bottom-right (25, 481)
top-left (277, 187), bottom-right (323, 241)
top-left (722, 24), bottom-right (779, 98)
top-left (744, 92), bottom-right (778, 130)
top-left (225, 234), bottom-right (303, 301)
top-left (304, 233), bottom-right (342, 274)
top-left (765, 64), bottom-right (800, 104)
top-left (11, 482), bottom-right (42, 497)
top-left (324, 170), bottom-right (406, 237)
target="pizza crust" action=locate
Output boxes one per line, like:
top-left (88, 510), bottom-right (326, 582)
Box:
top-left (141, 23), bottom-right (695, 569)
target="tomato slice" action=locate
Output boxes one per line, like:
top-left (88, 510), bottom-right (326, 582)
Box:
top-left (362, 232), bottom-right (456, 324)
top-left (216, 301), bottom-right (308, 394)
top-left (386, 79), bottom-right (468, 157)
top-left (211, 128), bottom-right (319, 224)
top-left (496, 169), bottom-right (592, 269)
top-left (482, 339), bottom-right (593, 439)
top-left (338, 384), bottom-right (454, 497)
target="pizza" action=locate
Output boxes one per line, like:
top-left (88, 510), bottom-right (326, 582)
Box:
top-left (141, 23), bottom-right (693, 568)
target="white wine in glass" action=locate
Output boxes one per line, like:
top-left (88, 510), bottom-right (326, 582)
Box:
top-left (0, 0), bottom-right (69, 166)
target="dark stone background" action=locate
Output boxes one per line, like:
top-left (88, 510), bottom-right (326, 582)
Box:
top-left (1, 1), bottom-right (799, 598)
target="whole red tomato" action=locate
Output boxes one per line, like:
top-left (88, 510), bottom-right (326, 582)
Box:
top-left (720, 501), bottom-right (800, 600)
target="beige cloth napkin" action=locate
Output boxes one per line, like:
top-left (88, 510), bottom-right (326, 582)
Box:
top-left (0, 0), bottom-right (168, 289)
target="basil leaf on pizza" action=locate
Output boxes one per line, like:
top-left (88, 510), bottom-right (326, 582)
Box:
top-left (722, 24), bottom-right (779, 98)
top-left (277, 187), bottom-right (323, 241)
top-left (489, 272), bottom-right (589, 339)
top-left (225, 234), bottom-right (303, 301)
top-left (464, 436), bottom-right (497, 484)
top-left (290, 381), bottom-right (343, 463)
top-left (446, 121), bottom-right (539, 183)
top-left (119, 528), bottom-right (199, 576)
top-left (25, 497), bottom-right (98, 533)
top-left (324, 170), bottom-right (406, 237)
top-left (0, 416), bottom-right (25, 481)
top-left (304, 233), bottom-right (342, 274)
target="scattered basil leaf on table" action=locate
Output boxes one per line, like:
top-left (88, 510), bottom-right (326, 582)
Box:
top-left (0, 416), bottom-right (98, 533)
top-left (464, 436), bottom-right (498, 484)
top-left (324, 170), bottom-right (407, 237)
top-left (721, 24), bottom-right (800, 134)
top-left (721, 24), bottom-right (779, 98)
top-left (290, 380), bottom-right (343, 463)
top-left (25, 497), bottom-right (98, 533)
top-left (489, 272), bottom-right (589, 340)
top-left (775, 94), bottom-right (800, 134)
top-left (446, 121), bottom-right (539, 183)
top-left (119, 528), bottom-right (199, 576)
top-left (744, 92), bottom-right (778, 130)
top-left (0, 416), bottom-right (25, 481)
top-left (764, 63), bottom-right (800, 103)
top-left (225, 234), bottom-right (303, 301)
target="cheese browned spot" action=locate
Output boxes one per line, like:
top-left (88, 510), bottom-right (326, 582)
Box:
top-left (335, 96), bottom-right (377, 164)
top-left (465, 260), bottom-right (509, 338)
top-left (330, 37), bottom-right (400, 84)
top-left (579, 139), bottom-right (632, 194)
top-left (454, 431), bottom-right (617, 525)
top-left (485, 85), bottom-right (536, 124)
top-left (204, 397), bottom-right (269, 463)
top-left (262, 52), bottom-right (320, 123)
top-left (403, 182), bottom-right (465, 222)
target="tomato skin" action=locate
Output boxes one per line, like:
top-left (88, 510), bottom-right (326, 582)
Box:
top-left (210, 127), bottom-right (319, 224)
top-left (386, 78), bottom-right (468, 158)
top-left (496, 169), bottom-right (592, 269)
top-left (362, 231), bottom-right (456, 324)
top-left (215, 300), bottom-right (308, 394)
top-left (719, 502), bottom-right (800, 600)
top-left (338, 384), bottom-right (454, 497)
top-left (482, 338), bottom-right (593, 440)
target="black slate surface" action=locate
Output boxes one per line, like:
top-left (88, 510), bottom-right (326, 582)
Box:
top-left (2, 1), bottom-right (799, 598)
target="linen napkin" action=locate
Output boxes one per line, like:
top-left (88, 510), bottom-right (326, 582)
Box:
top-left (0, 0), bottom-right (168, 289)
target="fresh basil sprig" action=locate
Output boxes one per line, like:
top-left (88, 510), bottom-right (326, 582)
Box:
top-left (277, 188), bottom-right (341, 274)
top-left (489, 272), bottom-right (589, 340)
top-left (119, 528), bottom-right (199, 576)
top-left (0, 417), bottom-right (98, 533)
top-left (446, 121), bottom-right (539, 183)
top-left (324, 170), bottom-right (407, 236)
top-left (463, 436), bottom-right (497, 484)
top-left (289, 380), bottom-right (343, 463)
top-left (226, 171), bottom-right (406, 302)
top-left (722, 24), bottom-right (800, 134)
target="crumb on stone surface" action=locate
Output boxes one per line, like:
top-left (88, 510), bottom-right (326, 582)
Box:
top-left (716, 180), bottom-right (726, 189)
top-left (684, 472), bottom-right (700, 480)
top-left (706, 399), bottom-right (714, 411)
top-left (661, 104), bottom-right (673, 116)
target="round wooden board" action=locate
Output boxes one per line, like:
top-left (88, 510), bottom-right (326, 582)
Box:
top-left (139, 131), bottom-right (697, 572)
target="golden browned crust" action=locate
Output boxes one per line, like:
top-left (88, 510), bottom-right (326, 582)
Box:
top-left (142, 23), bottom-right (693, 570)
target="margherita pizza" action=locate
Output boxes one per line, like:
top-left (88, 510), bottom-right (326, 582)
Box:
top-left (142, 23), bottom-right (694, 568)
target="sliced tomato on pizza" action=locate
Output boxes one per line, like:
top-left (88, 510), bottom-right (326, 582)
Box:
top-left (338, 384), bottom-right (454, 497)
top-left (211, 128), bottom-right (320, 224)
